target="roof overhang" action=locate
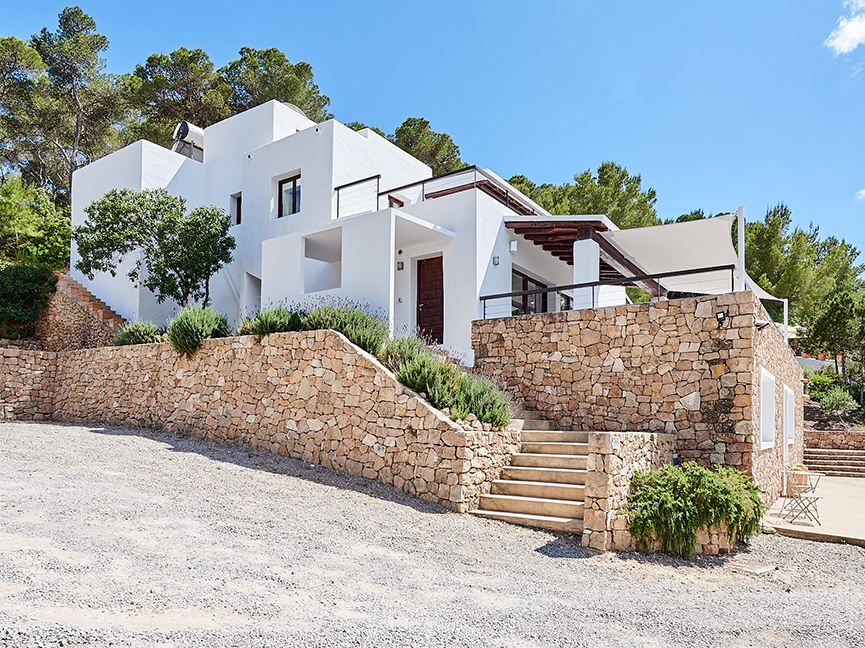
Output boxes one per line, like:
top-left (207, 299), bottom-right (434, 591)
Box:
top-left (505, 216), bottom-right (661, 295)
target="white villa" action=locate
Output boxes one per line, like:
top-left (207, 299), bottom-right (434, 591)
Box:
top-left (70, 99), bottom-right (763, 362)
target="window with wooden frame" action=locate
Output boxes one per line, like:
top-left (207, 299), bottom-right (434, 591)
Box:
top-left (511, 269), bottom-right (548, 316)
top-left (278, 174), bottom-right (301, 217)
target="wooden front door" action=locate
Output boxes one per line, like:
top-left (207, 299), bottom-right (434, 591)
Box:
top-left (417, 257), bottom-right (444, 344)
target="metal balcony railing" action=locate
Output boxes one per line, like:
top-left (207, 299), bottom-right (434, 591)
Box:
top-left (479, 264), bottom-right (738, 319)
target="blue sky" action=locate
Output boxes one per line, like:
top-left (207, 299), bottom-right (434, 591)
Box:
top-left (5, 1), bottom-right (865, 255)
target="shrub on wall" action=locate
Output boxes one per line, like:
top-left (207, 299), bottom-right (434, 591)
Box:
top-left (243, 305), bottom-right (304, 340)
top-left (619, 462), bottom-right (764, 559)
top-left (302, 304), bottom-right (389, 356)
top-left (115, 321), bottom-right (164, 346)
top-left (382, 335), bottom-right (513, 427)
top-left (0, 263), bottom-right (57, 338)
top-left (168, 305), bottom-right (231, 357)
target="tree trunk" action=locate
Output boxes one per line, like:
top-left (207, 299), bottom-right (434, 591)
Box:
top-left (204, 277), bottom-right (210, 307)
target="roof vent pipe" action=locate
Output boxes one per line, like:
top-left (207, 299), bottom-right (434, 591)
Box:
top-left (170, 121), bottom-right (205, 162)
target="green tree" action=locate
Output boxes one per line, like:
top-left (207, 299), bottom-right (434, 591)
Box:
top-left (509, 162), bottom-right (661, 229)
top-left (127, 48), bottom-right (231, 147)
top-left (0, 175), bottom-right (70, 268)
top-left (218, 47), bottom-right (331, 121)
top-left (0, 36), bottom-right (44, 107)
top-left (806, 291), bottom-right (856, 379)
top-left (388, 118), bottom-right (463, 175)
top-left (346, 121), bottom-right (386, 137)
top-left (745, 203), bottom-right (860, 323)
top-left (73, 188), bottom-right (236, 306)
top-left (25, 7), bottom-right (126, 203)
top-left (664, 208), bottom-right (707, 224)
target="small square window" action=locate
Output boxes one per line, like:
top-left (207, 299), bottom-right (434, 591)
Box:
top-left (279, 174), bottom-right (301, 218)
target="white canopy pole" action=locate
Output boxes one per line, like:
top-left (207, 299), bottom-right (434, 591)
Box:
top-left (783, 298), bottom-right (789, 346)
top-left (737, 206), bottom-right (745, 292)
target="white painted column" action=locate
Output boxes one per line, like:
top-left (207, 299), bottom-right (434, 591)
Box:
top-left (572, 239), bottom-right (600, 309)
top-left (737, 206), bottom-right (746, 292)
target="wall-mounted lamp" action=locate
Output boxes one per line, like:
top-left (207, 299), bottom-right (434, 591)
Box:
top-left (715, 311), bottom-right (726, 329)
top-left (492, 256), bottom-right (500, 266)
top-left (396, 261), bottom-right (404, 271)
top-left (509, 240), bottom-right (518, 254)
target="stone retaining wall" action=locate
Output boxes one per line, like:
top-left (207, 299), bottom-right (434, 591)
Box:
top-left (473, 291), bottom-right (804, 503)
top-left (581, 431), bottom-right (674, 551)
top-left (4, 330), bottom-right (520, 513)
top-left (805, 428), bottom-right (865, 451)
top-left (34, 290), bottom-right (115, 352)
top-left (0, 347), bottom-right (55, 420)
top-left (607, 518), bottom-right (733, 555)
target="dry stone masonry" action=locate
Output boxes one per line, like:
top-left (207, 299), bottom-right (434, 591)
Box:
top-left (473, 291), bottom-right (804, 503)
top-left (0, 347), bottom-right (55, 420)
top-left (1, 331), bottom-right (519, 513)
top-left (581, 431), bottom-right (673, 551)
top-left (804, 429), bottom-right (865, 452)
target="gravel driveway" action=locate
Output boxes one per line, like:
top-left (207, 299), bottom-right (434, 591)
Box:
top-left (1, 420), bottom-right (864, 647)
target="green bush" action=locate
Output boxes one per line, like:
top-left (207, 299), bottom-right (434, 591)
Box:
top-left (168, 305), bottom-right (231, 357)
top-left (450, 373), bottom-right (513, 428)
top-left (820, 385), bottom-right (857, 420)
top-left (382, 335), bottom-right (512, 427)
top-left (619, 462), bottom-right (764, 559)
top-left (0, 263), bottom-right (57, 337)
top-left (302, 305), bottom-right (388, 356)
top-left (115, 320), bottom-right (163, 346)
top-left (805, 372), bottom-right (839, 402)
top-left (244, 304), bottom-right (304, 340)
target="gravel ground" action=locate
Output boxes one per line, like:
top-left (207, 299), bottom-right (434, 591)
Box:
top-left (1, 420), bottom-right (864, 648)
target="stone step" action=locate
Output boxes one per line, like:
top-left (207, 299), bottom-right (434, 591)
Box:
top-left (804, 469), bottom-right (865, 478)
top-left (490, 479), bottom-right (584, 501)
top-left (805, 448), bottom-right (865, 455)
top-left (511, 453), bottom-right (587, 470)
top-left (500, 465), bottom-right (586, 484)
top-left (804, 463), bottom-right (865, 474)
top-left (520, 441), bottom-right (589, 456)
top-left (521, 430), bottom-right (588, 443)
top-left (479, 493), bottom-right (584, 519)
top-left (516, 410), bottom-right (545, 420)
top-left (520, 419), bottom-right (559, 431)
top-left (469, 509), bottom-right (583, 533)
top-left (804, 459), bottom-right (865, 467)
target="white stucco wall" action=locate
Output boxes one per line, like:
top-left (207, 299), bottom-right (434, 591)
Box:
top-left (260, 210), bottom-right (395, 320)
top-left (71, 140), bottom-right (205, 324)
top-left (69, 103), bottom-right (596, 354)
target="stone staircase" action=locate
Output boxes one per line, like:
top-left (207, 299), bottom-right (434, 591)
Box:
top-left (469, 410), bottom-right (586, 533)
top-left (803, 447), bottom-right (865, 477)
top-left (54, 272), bottom-right (126, 332)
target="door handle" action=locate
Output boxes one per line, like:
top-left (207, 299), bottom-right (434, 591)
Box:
top-left (418, 304), bottom-right (424, 310)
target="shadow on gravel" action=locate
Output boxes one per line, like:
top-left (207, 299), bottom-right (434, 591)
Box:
top-left (534, 534), bottom-right (754, 568)
top-left (535, 536), bottom-right (595, 559)
top-left (611, 546), bottom-right (749, 570)
top-left (72, 421), bottom-right (450, 516)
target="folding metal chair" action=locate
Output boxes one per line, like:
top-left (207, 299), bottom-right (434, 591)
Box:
top-left (779, 466), bottom-right (822, 525)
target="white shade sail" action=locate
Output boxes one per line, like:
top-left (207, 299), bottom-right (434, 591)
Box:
top-left (600, 213), bottom-right (779, 301)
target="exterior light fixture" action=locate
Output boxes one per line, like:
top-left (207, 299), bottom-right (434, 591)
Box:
top-left (715, 312), bottom-right (725, 323)
top-left (492, 256), bottom-right (500, 266)
top-left (396, 261), bottom-right (404, 271)
top-left (509, 241), bottom-right (518, 254)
